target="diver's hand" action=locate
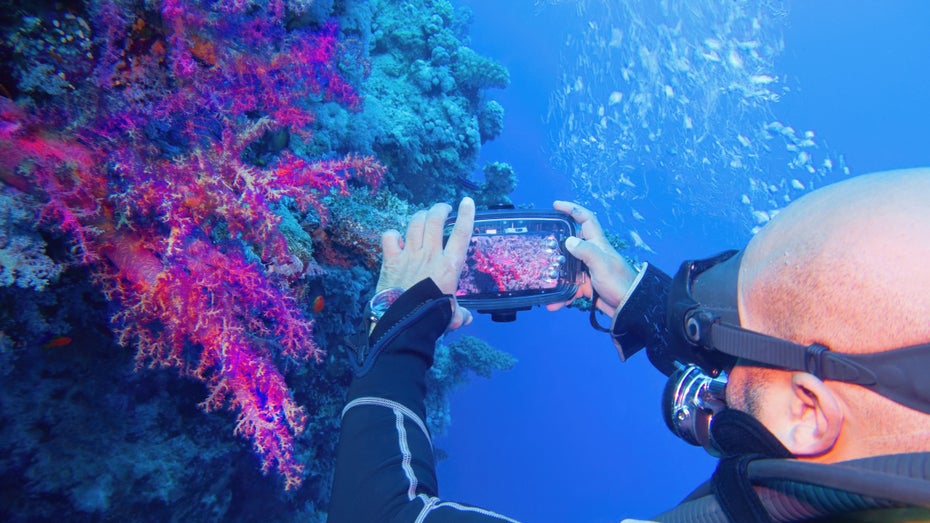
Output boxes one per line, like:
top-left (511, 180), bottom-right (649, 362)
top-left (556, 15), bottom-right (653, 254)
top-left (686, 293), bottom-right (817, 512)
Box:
top-left (547, 200), bottom-right (638, 317)
top-left (376, 197), bottom-right (475, 329)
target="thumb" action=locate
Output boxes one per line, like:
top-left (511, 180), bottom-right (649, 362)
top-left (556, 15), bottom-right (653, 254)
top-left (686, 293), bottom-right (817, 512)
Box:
top-left (565, 236), bottom-right (602, 267)
top-left (448, 303), bottom-right (472, 330)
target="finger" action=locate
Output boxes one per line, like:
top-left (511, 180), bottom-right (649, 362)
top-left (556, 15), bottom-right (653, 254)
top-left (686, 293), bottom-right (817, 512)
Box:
top-left (456, 305), bottom-right (472, 328)
top-left (546, 301), bottom-right (566, 312)
top-left (405, 210), bottom-right (427, 251)
top-left (422, 202), bottom-right (453, 251)
top-left (381, 229), bottom-right (403, 259)
top-left (444, 197), bottom-right (475, 263)
top-left (554, 200), bottom-right (606, 243)
top-left (554, 200), bottom-right (597, 224)
top-left (564, 236), bottom-right (610, 276)
top-left (449, 303), bottom-right (463, 330)
top-left (545, 284), bottom-right (588, 312)
top-left (449, 304), bottom-right (472, 330)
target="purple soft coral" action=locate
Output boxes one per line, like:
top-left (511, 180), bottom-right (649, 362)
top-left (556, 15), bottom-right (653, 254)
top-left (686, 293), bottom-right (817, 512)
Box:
top-left (0, 0), bottom-right (384, 490)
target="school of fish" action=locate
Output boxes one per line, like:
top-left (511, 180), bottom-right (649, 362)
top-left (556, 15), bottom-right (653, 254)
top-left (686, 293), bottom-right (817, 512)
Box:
top-left (547, 0), bottom-right (847, 254)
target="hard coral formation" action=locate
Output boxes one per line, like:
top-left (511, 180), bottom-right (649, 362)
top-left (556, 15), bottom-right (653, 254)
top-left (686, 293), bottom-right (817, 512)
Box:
top-left (315, 187), bottom-right (413, 269)
top-left (0, 189), bottom-right (63, 291)
top-left (366, 0), bottom-right (510, 204)
top-left (478, 99), bottom-right (505, 144)
top-left (427, 335), bottom-right (517, 435)
top-left (1, 339), bottom-right (240, 519)
top-left (3, 11), bottom-right (95, 97)
top-left (474, 161), bottom-right (519, 209)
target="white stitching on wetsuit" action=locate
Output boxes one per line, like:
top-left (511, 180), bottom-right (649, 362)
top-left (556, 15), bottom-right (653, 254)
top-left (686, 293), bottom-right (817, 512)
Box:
top-left (415, 494), bottom-right (439, 523)
top-left (345, 397), bottom-right (520, 521)
top-left (395, 409), bottom-right (418, 500)
top-left (342, 396), bottom-right (432, 447)
top-left (415, 494), bottom-right (522, 523)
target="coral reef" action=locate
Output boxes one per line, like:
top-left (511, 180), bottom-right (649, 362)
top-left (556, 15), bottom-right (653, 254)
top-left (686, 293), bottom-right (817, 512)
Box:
top-left (1, 337), bottom-right (239, 519)
top-left (314, 186), bottom-right (413, 269)
top-left (473, 161), bottom-right (519, 209)
top-left (0, 188), bottom-right (63, 290)
top-left (426, 335), bottom-right (518, 434)
top-left (4, 11), bottom-right (95, 97)
top-left (0, 0), bottom-right (515, 518)
top-left (0, 0), bottom-right (384, 493)
top-left (477, 99), bottom-right (505, 144)
top-left (365, 0), bottom-right (510, 204)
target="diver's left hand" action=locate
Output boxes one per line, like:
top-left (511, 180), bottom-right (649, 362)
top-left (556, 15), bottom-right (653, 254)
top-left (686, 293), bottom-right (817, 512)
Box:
top-left (546, 200), bottom-right (638, 316)
top-left (376, 197), bottom-right (476, 329)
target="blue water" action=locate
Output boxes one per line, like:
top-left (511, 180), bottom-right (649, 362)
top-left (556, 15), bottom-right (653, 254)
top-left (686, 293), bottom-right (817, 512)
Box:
top-left (435, 1), bottom-right (930, 521)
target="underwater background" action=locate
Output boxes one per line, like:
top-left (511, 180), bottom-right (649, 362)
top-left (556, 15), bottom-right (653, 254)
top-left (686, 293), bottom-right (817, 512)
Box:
top-left (0, 0), bottom-right (928, 521)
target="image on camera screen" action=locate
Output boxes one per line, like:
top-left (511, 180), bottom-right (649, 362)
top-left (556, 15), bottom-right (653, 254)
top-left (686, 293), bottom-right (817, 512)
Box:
top-left (457, 233), bottom-right (566, 297)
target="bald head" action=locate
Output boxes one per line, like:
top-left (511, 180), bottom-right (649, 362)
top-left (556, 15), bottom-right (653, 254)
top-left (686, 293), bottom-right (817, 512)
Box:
top-left (738, 168), bottom-right (930, 354)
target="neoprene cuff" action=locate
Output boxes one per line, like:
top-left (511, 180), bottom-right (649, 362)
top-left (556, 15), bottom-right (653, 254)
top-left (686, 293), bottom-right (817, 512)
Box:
top-left (369, 278), bottom-right (450, 348)
top-left (346, 278), bottom-right (452, 411)
top-left (609, 262), bottom-right (673, 361)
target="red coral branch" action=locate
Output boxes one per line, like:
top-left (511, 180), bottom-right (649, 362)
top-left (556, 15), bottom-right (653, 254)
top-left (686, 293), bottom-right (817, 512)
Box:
top-left (468, 244), bottom-right (521, 292)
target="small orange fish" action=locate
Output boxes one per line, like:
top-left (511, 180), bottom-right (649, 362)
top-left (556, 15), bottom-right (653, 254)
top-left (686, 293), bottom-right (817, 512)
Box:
top-left (312, 295), bottom-right (325, 313)
top-left (42, 336), bottom-right (73, 349)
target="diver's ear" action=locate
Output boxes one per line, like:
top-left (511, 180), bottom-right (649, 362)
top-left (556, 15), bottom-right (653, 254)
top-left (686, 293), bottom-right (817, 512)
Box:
top-left (779, 372), bottom-right (844, 456)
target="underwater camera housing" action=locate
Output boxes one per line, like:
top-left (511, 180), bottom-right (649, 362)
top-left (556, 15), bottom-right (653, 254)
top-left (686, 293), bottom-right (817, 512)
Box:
top-left (443, 208), bottom-right (583, 322)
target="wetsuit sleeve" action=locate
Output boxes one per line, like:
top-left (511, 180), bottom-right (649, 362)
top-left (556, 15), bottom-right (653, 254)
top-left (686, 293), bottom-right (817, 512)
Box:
top-left (329, 278), bottom-right (520, 523)
top-left (609, 262), bottom-right (672, 362)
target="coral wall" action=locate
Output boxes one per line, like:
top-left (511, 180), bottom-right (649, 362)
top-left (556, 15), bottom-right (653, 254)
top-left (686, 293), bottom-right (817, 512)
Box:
top-left (365, 0), bottom-right (510, 204)
top-left (0, 0), bottom-right (514, 520)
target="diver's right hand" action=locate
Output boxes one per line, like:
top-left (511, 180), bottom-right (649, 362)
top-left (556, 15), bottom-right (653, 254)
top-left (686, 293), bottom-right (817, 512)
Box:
top-left (547, 201), bottom-right (638, 317)
top-left (377, 197), bottom-right (475, 330)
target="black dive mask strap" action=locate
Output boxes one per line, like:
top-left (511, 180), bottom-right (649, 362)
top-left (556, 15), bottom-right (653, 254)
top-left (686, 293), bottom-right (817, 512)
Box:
top-left (697, 319), bottom-right (930, 416)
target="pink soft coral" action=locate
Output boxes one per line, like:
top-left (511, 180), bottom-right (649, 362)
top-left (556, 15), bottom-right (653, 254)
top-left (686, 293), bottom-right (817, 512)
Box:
top-left (0, 1), bottom-right (384, 489)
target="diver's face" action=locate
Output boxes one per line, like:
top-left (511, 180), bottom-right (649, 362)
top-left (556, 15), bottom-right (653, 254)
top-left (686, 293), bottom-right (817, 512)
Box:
top-left (724, 364), bottom-right (750, 413)
top-left (724, 363), bottom-right (775, 420)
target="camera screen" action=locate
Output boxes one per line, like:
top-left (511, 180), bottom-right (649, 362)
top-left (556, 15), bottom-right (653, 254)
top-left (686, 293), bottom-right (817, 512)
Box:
top-left (455, 218), bottom-right (571, 298)
top-left (458, 233), bottom-right (565, 296)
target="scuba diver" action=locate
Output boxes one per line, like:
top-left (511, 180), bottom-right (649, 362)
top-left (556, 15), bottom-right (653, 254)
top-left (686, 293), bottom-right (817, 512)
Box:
top-left (329, 168), bottom-right (930, 522)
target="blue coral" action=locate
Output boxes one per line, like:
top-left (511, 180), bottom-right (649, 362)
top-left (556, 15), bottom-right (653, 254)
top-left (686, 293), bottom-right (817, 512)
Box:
top-left (365, 0), bottom-right (510, 204)
top-left (474, 161), bottom-right (518, 208)
top-left (3, 12), bottom-right (94, 97)
top-left (0, 190), bottom-right (62, 291)
top-left (426, 335), bottom-right (517, 434)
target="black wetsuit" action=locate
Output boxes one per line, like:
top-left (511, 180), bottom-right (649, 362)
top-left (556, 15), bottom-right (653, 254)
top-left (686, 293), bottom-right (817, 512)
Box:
top-left (329, 278), bottom-right (519, 522)
top-left (328, 273), bottom-right (930, 522)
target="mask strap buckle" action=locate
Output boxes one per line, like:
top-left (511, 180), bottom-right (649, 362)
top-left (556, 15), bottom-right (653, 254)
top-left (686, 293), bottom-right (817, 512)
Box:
top-left (804, 343), bottom-right (829, 378)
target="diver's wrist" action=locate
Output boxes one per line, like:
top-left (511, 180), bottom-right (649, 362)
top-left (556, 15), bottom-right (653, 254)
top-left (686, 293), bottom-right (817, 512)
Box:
top-left (367, 287), bottom-right (406, 334)
top-left (609, 263), bottom-right (672, 362)
top-left (614, 263), bottom-right (649, 314)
